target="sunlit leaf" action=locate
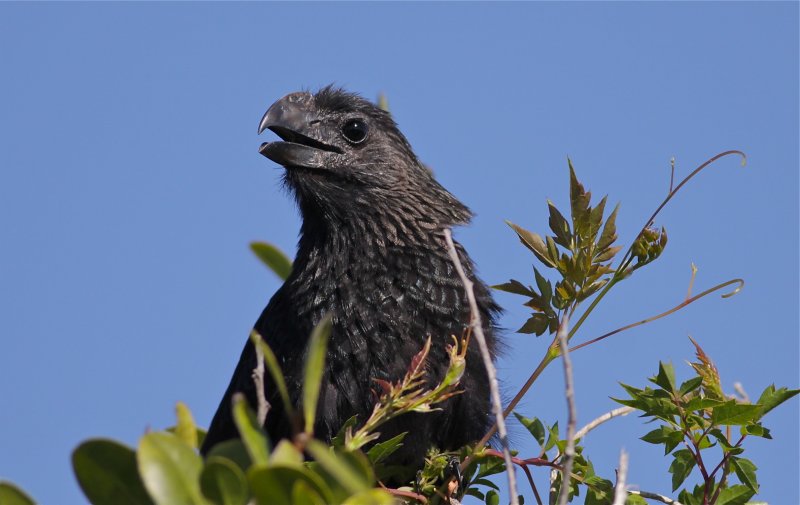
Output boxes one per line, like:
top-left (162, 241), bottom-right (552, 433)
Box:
top-left (731, 457), bottom-right (758, 493)
top-left (303, 315), bottom-right (332, 435)
top-left (0, 482), bottom-right (37, 505)
top-left (137, 432), bottom-right (207, 505)
top-left (250, 241), bottom-right (292, 280)
top-left (231, 394), bottom-right (270, 466)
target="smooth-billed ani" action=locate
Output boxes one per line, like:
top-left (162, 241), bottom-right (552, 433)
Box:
top-left (201, 87), bottom-right (499, 467)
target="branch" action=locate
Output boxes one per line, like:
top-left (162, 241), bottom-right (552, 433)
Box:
top-left (252, 341), bottom-right (270, 426)
top-left (611, 449), bottom-right (629, 505)
top-left (569, 276), bottom-right (743, 353)
top-left (574, 407), bottom-right (635, 441)
top-left (444, 228), bottom-right (518, 505)
top-left (556, 316), bottom-right (576, 505)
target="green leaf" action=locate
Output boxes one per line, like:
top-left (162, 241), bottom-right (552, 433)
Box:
top-left (249, 330), bottom-right (294, 420)
top-left (742, 423), bottom-right (772, 439)
top-left (715, 484), bottom-right (755, 505)
top-left (137, 432), bottom-right (207, 505)
top-left (231, 393), bottom-right (270, 466)
top-left (248, 466), bottom-right (330, 505)
top-left (710, 401), bottom-right (762, 426)
top-left (517, 313), bottom-right (549, 336)
top-left (174, 402), bottom-right (199, 449)
top-left (533, 267), bottom-right (553, 303)
top-left (755, 385), bottom-right (800, 418)
top-left (249, 241), bottom-right (292, 280)
top-left (652, 362), bottom-right (677, 393)
top-left (491, 280), bottom-right (535, 297)
top-left (269, 439), bottom-right (304, 467)
top-left (568, 159), bottom-right (591, 236)
top-left (366, 433), bottom-right (406, 464)
top-left (72, 438), bottom-right (154, 505)
top-left (678, 377), bottom-right (704, 397)
top-left (303, 315), bottom-right (332, 435)
top-left (640, 425), bottom-right (683, 454)
top-left (547, 200), bottom-right (572, 248)
top-left (341, 489), bottom-right (396, 505)
top-left (506, 220), bottom-right (556, 268)
top-left (731, 457), bottom-right (758, 492)
top-left (514, 413), bottom-right (546, 447)
top-left (544, 421), bottom-right (560, 452)
top-left (625, 494), bottom-right (648, 505)
top-left (485, 489), bottom-right (500, 505)
top-left (668, 448), bottom-right (696, 491)
top-left (200, 457), bottom-right (248, 505)
top-left (588, 195), bottom-right (607, 241)
top-left (205, 440), bottom-right (251, 473)
top-left (597, 203), bottom-right (619, 252)
top-left (0, 482), bottom-right (37, 505)
top-left (306, 440), bottom-right (371, 494)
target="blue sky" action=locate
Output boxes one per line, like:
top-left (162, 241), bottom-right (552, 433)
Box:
top-left (0, 3), bottom-right (797, 504)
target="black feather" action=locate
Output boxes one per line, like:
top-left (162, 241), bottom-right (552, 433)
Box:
top-left (202, 87), bottom-right (500, 469)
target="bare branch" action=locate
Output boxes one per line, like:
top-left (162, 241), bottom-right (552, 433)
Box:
top-left (252, 341), bottom-right (270, 426)
top-left (612, 449), bottom-right (629, 505)
top-left (444, 228), bottom-right (518, 505)
top-left (556, 315), bottom-right (576, 505)
top-left (574, 407), bottom-right (635, 441)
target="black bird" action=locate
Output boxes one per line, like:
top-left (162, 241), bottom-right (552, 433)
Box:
top-left (201, 87), bottom-right (499, 468)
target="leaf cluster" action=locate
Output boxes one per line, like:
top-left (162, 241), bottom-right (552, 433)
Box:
top-left (496, 161), bottom-right (625, 337)
top-left (613, 342), bottom-right (798, 505)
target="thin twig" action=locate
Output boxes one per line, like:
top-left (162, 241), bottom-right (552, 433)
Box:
top-left (612, 449), bottom-right (629, 505)
top-left (574, 407), bottom-right (635, 441)
top-left (569, 278), bottom-right (743, 353)
top-left (252, 341), bottom-right (270, 426)
top-left (556, 315), bottom-right (576, 505)
top-left (383, 486), bottom-right (428, 504)
top-left (628, 490), bottom-right (684, 505)
top-left (444, 228), bottom-right (518, 505)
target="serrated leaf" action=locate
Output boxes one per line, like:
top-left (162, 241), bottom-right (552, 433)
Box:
top-left (533, 267), bottom-right (553, 302)
top-left (597, 203), bottom-right (620, 252)
top-left (506, 221), bottom-right (556, 268)
top-left (568, 159), bottom-right (591, 236)
top-left (710, 401), bottom-right (762, 426)
top-left (731, 457), bottom-right (758, 492)
top-left (491, 279), bottom-right (535, 297)
top-left (137, 432), bottom-right (207, 505)
top-left (366, 433), bottom-right (406, 464)
top-left (755, 385), bottom-right (800, 418)
top-left (668, 448), bottom-right (696, 491)
top-left (679, 377), bottom-right (704, 397)
top-left (742, 424), bottom-right (771, 439)
top-left (514, 413), bottom-right (546, 447)
top-left (653, 362), bottom-right (677, 393)
top-left (715, 484), bottom-right (755, 505)
top-left (547, 200), bottom-right (572, 248)
top-left (231, 394), bottom-right (270, 466)
top-left (517, 314), bottom-right (549, 336)
top-left (303, 315), bottom-right (332, 435)
top-left (588, 195), bottom-right (607, 242)
top-left (200, 457), bottom-right (248, 505)
top-left (249, 241), bottom-right (292, 280)
top-left (72, 439), bottom-right (154, 505)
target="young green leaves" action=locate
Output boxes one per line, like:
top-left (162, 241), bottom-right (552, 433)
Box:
top-left (496, 160), bottom-right (623, 336)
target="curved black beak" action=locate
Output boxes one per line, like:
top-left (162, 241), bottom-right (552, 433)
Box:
top-left (257, 92), bottom-right (341, 169)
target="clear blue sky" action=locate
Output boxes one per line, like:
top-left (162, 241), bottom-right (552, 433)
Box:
top-left (0, 3), bottom-right (797, 504)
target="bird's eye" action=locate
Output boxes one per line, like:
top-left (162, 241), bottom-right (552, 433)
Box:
top-left (341, 119), bottom-right (369, 144)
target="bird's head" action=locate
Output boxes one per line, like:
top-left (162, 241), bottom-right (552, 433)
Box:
top-left (258, 86), bottom-right (471, 230)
